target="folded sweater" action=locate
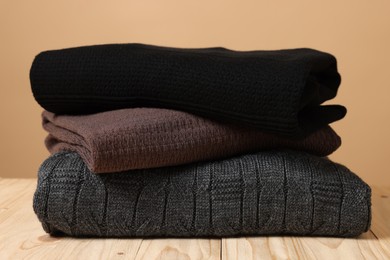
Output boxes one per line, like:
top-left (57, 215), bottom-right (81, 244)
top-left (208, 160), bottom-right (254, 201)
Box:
top-left (33, 151), bottom-right (371, 238)
top-left (30, 43), bottom-right (346, 137)
top-left (43, 108), bottom-right (341, 173)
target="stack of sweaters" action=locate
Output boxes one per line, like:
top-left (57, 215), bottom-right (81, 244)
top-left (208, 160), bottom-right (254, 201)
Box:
top-left (30, 43), bottom-right (371, 238)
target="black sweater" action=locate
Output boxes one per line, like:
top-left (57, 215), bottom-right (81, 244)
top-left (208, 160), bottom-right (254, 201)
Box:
top-left (30, 43), bottom-right (346, 137)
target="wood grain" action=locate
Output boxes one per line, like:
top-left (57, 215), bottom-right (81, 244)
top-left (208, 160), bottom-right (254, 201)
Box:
top-left (222, 231), bottom-right (388, 260)
top-left (370, 186), bottom-right (390, 256)
top-left (0, 179), bottom-right (388, 260)
top-left (136, 239), bottom-right (220, 260)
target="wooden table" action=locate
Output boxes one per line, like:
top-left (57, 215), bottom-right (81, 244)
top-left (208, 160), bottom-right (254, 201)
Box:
top-left (0, 178), bottom-right (389, 259)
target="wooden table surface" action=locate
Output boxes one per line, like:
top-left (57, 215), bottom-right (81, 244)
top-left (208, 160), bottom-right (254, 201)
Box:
top-left (0, 178), bottom-right (389, 260)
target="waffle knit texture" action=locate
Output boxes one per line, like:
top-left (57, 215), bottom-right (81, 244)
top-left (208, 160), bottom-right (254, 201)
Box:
top-left (33, 151), bottom-right (371, 238)
top-left (30, 43), bottom-right (346, 137)
top-left (43, 108), bottom-right (341, 173)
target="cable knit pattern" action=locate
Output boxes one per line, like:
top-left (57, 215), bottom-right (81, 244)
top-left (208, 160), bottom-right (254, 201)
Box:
top-left (30, 43), bottom-right (346, 137)
top-left (42, 108), bottom-right (341, 173)
top-left (33, 151), bottom-right (371, 238)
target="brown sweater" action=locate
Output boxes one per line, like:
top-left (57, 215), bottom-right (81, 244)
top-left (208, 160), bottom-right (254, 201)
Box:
top-left (43, 108), bottom-right (341, 173)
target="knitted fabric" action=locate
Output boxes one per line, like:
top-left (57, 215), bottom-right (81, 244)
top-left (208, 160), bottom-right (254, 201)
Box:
top-left (33, 151), bottom-right (371, 238)
top-left (43, 108), bottom-right (341, 173)
top-left (30, 43), bottom-right (346, 137)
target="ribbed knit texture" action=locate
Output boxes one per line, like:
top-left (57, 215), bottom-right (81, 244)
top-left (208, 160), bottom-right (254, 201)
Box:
top-left (33, 151), bottom-right (371, 238)
top-left (43, 108), bottom-right (341, 173)
top-left (30, 43), bottom-right (346, 137)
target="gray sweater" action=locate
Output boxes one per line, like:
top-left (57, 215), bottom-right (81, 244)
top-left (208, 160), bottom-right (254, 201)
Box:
top-left (33, 151), bottom-right (371, 238)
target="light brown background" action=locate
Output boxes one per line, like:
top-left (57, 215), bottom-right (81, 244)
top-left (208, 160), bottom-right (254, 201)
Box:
top-left (1, 1), bottom-right (389, 185)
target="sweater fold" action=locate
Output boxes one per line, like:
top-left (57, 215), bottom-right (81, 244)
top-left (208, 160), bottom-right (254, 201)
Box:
top-left (30, 43), bottom-right (346, 137)
top-left (33, 151), bottom-right (371, 238)
top-left (42, 108), bottom-right (341, 173)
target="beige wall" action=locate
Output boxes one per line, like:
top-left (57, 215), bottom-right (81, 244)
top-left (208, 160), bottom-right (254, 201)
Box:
top-left (1, 1), bottom-right (389, 185)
